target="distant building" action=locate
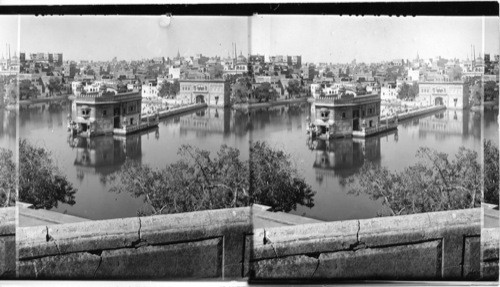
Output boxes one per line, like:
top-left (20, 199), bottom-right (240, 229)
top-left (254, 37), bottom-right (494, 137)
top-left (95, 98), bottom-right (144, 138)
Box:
top-left (407, 69), bottom-right (420, 82)
top-left (142, 83), bottom-right (159, 99)
top-left (178, 79), bottom-right (229, 107)
top-left (381, 85), bottom-right (398, 101)
top-left (72, 90), bottom-right (142, 136)
top-left (418, 82), bottom-right (469, 109)
top-left (248, 55), bottom-right (265, 64)
top-left (287, 55), bottom-right (302, 69)
top-left (309, 91), bottom-right (382, 139)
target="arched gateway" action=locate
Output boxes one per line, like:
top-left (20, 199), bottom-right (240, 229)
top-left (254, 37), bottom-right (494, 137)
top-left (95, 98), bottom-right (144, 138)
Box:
top-left (195, 95), bottom-right (205, 103)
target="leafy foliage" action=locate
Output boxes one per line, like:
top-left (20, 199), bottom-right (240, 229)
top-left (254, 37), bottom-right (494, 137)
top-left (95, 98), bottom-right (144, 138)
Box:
top-left (0, 148), bottom-right (16, 207)
top-left (484, 140), bottom-right (499, 205)
top-left (253, 82), bottom-right (278, 103)
top-left (47, 77), bottom-right (62, 96)
top-left (286, 79), bottom-right (301, 97)
top-left (158, 80), bottom-right (180, 98)
top-left (484, 81), bottom-right (498, 102)
top-left (397, 82), bottom-right (419, 100)
top-left (106, 141), bottom-right (315, 216)
top-left (19, 79), bottom-right (39, 100)
top-left (249, 141), bottom-right (315, 212)
top-left (343, 146), bottom-right (481, 216)
top-left (447, 65), bottom-right (463, 81)
top-left (18, 139), bottom-right (77, 209)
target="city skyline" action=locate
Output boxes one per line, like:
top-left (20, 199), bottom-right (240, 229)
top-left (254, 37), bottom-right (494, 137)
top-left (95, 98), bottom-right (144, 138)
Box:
top-left (0, 15), bottom-right (498, 63)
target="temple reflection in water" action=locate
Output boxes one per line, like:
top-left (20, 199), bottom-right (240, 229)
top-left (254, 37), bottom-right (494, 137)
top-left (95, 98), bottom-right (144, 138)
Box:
top-left (179, 107), bottom-right (232, 137)
top-left (418, 109), bottom-right (480, 140)
top-left (307, 131), bottom-right (395, 183)
top-left (68, 131), bottom-right (149, 179)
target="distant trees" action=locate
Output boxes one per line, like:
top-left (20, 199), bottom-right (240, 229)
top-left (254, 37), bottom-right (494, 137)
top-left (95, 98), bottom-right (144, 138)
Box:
top-left (232, 79), bottom-right (251, 104)
top-left (484, 81), bottom-right (498, 103)
top-left (18, 139), bottom-right (77, 209)
top-left (253, 82), bottom-right (278, 103)
top-left (158, 80), bottom-right (180, 98)
top-left (106, 141), bottom-right (315, 215)
top-left (447, 65), bottom-right (463, 81)
top-left (343, 146), bottom-right (481, 216)
top-left (286, 79), bottom-right (301, 98)
top-left (116, 81), bottom-right (128, 93)
top-left (355, 83), bottom-right (367, 96)
top-left (19, 79), bottom-right (39, 100)
top-left (484, 140), bottom-right (499, 205)
top-left (47, 77), bottom-right (62, 96)
top-left (397, 82), bottom-right (419, 100)
top-left (0, 148), bottom-right (15, 207)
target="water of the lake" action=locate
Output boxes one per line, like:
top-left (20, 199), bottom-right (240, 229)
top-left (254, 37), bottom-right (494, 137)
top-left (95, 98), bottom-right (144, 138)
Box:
top-left (16, 102), bottom-right (493, 222)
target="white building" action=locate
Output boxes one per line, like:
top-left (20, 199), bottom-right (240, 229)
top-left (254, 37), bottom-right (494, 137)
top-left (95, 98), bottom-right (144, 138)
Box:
top-left (381, 86), bottom-right (398, 101)
top-left (142, 83), bottom-right (159, 99)
top-left (169, 67), bottom-right (181, 79)
top-left (408, 69), bottom-right (420, 82)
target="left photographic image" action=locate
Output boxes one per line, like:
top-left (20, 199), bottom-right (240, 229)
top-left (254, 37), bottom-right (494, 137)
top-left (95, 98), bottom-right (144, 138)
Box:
top-left (15, 15), bottom-right (252, 280)
top-left (0, 15), bottom-right (18, 279)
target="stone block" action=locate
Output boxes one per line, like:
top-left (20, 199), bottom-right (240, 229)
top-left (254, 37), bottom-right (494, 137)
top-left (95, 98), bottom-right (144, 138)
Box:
top-left (139, 207), bottom-right (251, 279)
top-left (357, 209), bottom-right (480, 247)
top-left (252, 219), bottom-right (358, 259)
top-left (480, 261), bottom-right (499, 281)
top-left (18, 251), bottom-right (101, 279)
top-left (463, 236), bottom-right (480, 279)
top-left (94, 238), bottom-right (223, 279)
top-left (0, 235), bottom-right (15, 278)
top-left (482, 228), bottom-right (500, 261)
top-left (252, 254), bottom-right (319, 279)
top-left (314, 240), bottom-right (442, 279)
top-left (18, 217), bottom-right (141, 259)
top-left (0, 207), bottom-right (15, 235)
top-left (139, 207), bottom-right (251, 244)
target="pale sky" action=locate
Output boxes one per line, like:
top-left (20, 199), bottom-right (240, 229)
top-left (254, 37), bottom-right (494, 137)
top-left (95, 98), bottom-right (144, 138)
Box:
top-left (251, 15), bottom-right (500, 63)
top-left (19, 16), bottom-right (249, 62)
top-left (0, 16), bottom-right (19, 59)
top-left (0, 15), bottom-right (497, 63)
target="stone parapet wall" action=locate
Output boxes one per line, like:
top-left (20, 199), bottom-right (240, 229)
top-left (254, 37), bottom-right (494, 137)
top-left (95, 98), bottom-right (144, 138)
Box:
top-left (17, 207), bottom-right (252, 280)
top-left (0, 207), bottom-right (15, 278)
top-left (481, 228), bottom-right (500, 280)
top-left (250, 208), bottom-right (494, 280)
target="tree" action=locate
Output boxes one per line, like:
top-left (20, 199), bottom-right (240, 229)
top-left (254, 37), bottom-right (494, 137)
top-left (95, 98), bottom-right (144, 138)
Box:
top-left (342, 146), bottom-right (481, 216)
top-left (158, 81), bottom-right (170, 98)
top-left (249, 141), bottom-right (315, 212)
top-left (47, 77), bottom-right (62, 96)
top-left (158, 80), bottom-right (180, 99)
top-left (0, 148), bottom-right (16, 207)
top-left (117, 81), bottom-right (128, 93)
top-left (19, 79), bottom-right (38, 100)
top-left (447, 65), bottom-right (463, 81)
top-left (397, 83), bottom-right (419, 100)
top-left (286, 79), bottom-right (301, 98)
top-left (484, 81), bottom-right (498, 102)
top-left (18, 139), bottom-right (77, 209)
top-left (232, 81), bottom-right (249, 104)
top-left (397, 83), bottom-right (410, 100)
top-left (105, 141), bottom-right (315, 216)
top-left (169, 79), bottom-right (180, 97)
top-left (484, 140), bottom-right (499, 205)
top-left (355, 83), bottom-right (367, 96)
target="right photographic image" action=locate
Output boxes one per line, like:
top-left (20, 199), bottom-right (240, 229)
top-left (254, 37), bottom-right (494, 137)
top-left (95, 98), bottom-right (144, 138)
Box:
top-left (248, 15), bottom-right (499, 281)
